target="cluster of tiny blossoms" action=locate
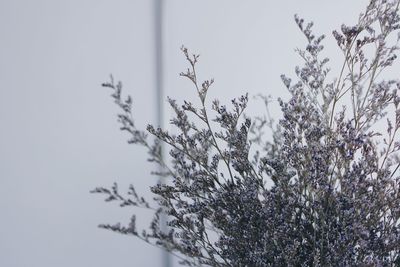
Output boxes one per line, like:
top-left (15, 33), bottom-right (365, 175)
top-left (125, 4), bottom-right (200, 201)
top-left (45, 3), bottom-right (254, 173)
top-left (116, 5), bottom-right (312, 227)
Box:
top-left (92, 0), bottom-right (400, 265)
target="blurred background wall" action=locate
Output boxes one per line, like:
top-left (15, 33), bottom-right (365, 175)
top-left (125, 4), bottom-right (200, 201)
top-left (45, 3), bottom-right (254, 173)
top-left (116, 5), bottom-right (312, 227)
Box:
top-left (0, 1), bottom-right (367, 266)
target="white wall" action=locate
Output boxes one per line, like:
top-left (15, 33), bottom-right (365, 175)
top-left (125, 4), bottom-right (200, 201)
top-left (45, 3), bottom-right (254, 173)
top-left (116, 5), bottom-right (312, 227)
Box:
top-left (0, 1), bottom-right (369, 266)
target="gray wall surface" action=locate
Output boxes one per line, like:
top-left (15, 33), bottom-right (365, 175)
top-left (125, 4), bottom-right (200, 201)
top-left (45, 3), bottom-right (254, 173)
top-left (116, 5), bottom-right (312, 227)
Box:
top-left (0, 1), bottom-right (369, 266)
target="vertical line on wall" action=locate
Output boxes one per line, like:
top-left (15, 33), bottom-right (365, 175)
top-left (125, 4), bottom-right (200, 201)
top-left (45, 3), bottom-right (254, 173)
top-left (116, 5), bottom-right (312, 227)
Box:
top-left (154, 0), bottom-right (172, 267)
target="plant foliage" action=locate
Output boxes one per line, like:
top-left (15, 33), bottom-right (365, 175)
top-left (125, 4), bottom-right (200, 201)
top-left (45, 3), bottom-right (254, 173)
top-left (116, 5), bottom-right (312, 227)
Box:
top-left (93, 1), bottom-right (400, 265)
